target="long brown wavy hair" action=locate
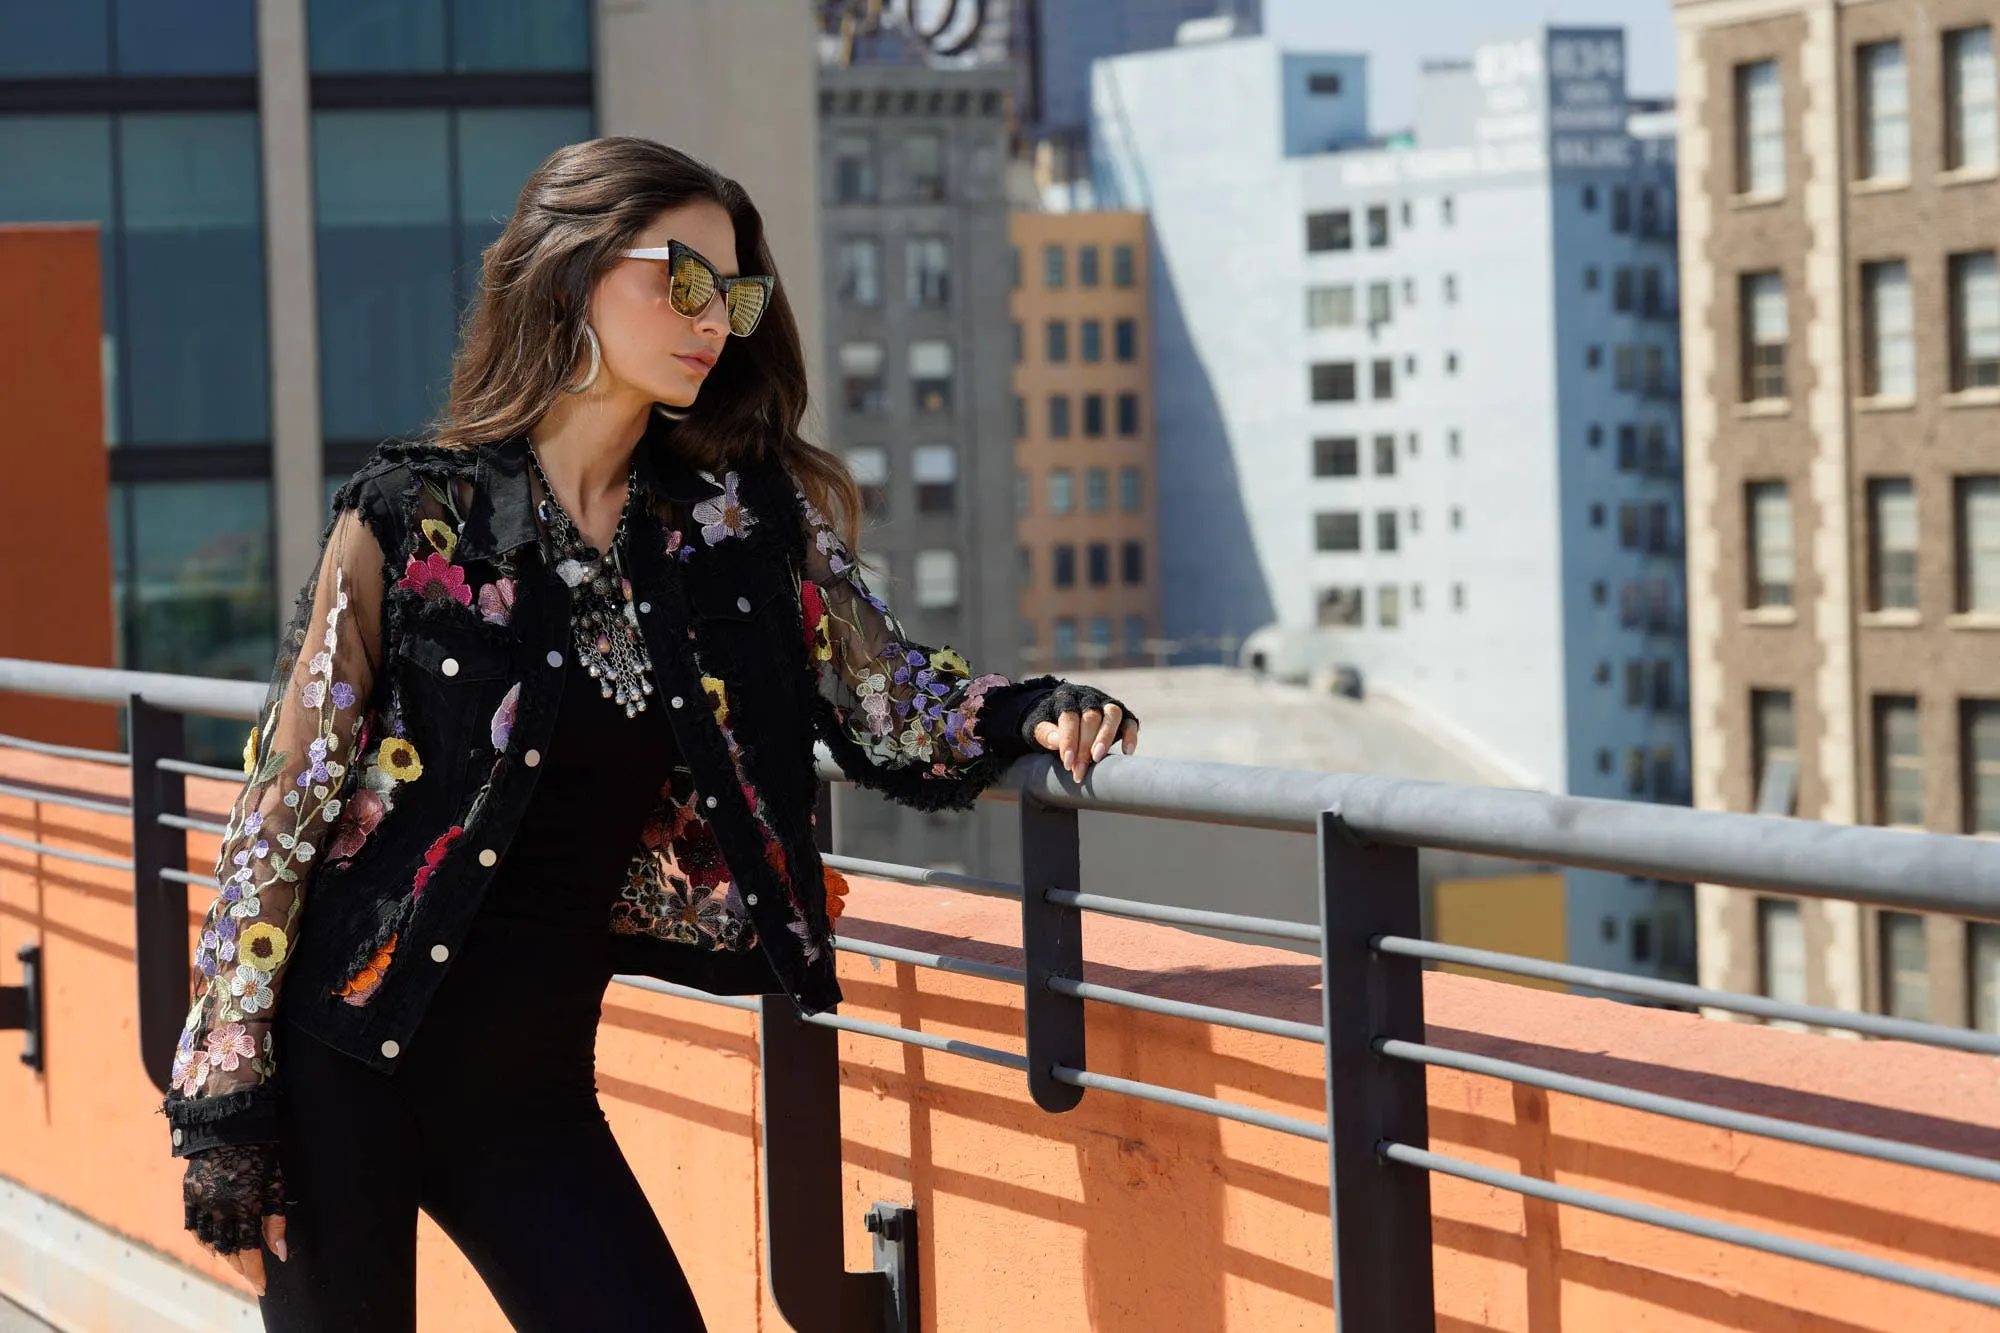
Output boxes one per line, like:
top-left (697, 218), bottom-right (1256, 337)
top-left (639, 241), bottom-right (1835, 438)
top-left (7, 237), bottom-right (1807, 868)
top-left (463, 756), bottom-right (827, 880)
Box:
top-left (435, 135), bottom-right (859, 544)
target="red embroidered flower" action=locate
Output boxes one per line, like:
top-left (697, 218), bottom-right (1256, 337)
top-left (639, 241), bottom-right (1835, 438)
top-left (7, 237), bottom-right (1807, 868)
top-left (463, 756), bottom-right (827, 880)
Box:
top-left (327, 787), bottom-right (386, 861)
top-left (823, 866), bottom-right (851, 922)
top-left (398, 552), bottom-right (473, 606)
top-left (800, 580), bottom-right (827, 649)
top-left (411, 825), bottom-right (465, 897)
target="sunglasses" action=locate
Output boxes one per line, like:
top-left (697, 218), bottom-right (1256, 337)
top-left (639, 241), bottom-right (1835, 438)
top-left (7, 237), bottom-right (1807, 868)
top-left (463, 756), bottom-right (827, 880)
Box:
top-left (622, 239), bottom-right (775, 338)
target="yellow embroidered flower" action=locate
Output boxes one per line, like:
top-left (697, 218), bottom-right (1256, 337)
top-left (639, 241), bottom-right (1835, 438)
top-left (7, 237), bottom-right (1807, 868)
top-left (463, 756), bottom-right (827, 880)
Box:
top-left (241, 726), bottom-right (260, 776)
top-left (237, 922), bottom-right (289, 970)
top-left (930, 647), bottom-right (970, 678)
top-left (701, 675), bottom-right (730, 725)
top-left (378, 738), bottom-right (424, 782)
top-left (420, 518), bottom-right (458, 560)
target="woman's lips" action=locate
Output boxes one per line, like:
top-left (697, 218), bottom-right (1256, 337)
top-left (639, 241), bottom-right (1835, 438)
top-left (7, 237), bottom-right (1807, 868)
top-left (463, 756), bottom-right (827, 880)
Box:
top-left (674, 354), bottom-right (713, 374)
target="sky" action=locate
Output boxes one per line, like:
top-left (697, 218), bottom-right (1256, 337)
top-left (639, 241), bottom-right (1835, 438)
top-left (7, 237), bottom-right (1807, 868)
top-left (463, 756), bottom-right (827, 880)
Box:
top-left (1260, 0), bottom-right (1677, 131)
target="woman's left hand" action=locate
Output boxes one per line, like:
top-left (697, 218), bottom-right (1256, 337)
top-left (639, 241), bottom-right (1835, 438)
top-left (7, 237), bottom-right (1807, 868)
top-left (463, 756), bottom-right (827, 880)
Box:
top-left (1027, 684), bottom-right (1140, 783)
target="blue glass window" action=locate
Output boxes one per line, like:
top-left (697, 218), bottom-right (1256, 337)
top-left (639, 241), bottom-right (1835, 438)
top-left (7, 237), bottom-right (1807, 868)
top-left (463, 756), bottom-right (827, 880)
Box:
top-left (114, 0), bottom-right (256, 75)
top-left (307, 0), bottom-right (446, 72)
top-left (455, 107), bottom-right (592, 300)
top-left (0, 0), bottom-right (111, 75)
top-left (120, 112), bottom-right (269, 444)
top-left (450, 0), bottom-right (590, 71)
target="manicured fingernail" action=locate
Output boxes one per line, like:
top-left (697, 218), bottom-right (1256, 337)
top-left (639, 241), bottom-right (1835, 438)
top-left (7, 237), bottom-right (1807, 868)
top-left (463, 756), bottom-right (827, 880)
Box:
top-left (274, 1238), bottom-right (288, 1262)
top-left (1093, 742), bottom-right (1107, 762)
top-left (1061, 748), bottom-right (1073, 766)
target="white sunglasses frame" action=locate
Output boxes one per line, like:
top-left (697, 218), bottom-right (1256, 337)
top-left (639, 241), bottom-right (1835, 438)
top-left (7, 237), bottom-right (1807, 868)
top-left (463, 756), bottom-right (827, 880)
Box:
top-left (621, 240), bottom-right (775, 336)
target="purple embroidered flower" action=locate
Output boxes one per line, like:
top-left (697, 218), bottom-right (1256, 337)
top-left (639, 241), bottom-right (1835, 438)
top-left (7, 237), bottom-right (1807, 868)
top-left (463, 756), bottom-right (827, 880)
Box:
top-left (251, 839), bottom-right (270, 860)
top-left (243, 811), bottom-right (263, 836)
top-left (490, 683), bottom-right (521, 751)
top-left (300, 679), bottom-right (326, 709)
top-left (478, 578), bottom-right (516, 626)
top-left (692, 472), bottom-right (755, 545)
top-left (216, 914), bottom-right (240, 941)
top-left (331, 681), bottom-right (357, 710)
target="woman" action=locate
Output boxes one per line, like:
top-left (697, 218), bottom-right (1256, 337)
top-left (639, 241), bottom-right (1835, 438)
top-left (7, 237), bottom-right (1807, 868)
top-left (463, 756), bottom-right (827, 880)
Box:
top-left (162, 136), bottom-right (1137, 1331)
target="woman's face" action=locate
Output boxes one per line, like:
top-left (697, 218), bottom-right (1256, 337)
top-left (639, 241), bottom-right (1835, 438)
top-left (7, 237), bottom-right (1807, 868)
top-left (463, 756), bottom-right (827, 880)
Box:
top-left (588, 200), bottom-right (741, 409)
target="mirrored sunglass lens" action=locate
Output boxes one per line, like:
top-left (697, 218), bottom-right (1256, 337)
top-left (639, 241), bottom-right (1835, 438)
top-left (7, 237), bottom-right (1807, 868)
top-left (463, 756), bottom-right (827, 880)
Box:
top-left (669, 254), bottom-right (715, 316)
top-left (725, 284), bottom-right (767, 335)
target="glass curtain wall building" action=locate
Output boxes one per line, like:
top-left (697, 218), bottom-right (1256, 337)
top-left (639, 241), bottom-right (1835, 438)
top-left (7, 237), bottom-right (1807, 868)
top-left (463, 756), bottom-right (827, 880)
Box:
top-left (0, 0), bottom-right (591, 758)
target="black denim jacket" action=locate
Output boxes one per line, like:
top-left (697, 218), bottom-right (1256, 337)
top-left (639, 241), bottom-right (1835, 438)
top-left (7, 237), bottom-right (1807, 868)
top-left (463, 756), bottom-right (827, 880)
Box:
top-left (161, 428), bottom-right (1049, 1158)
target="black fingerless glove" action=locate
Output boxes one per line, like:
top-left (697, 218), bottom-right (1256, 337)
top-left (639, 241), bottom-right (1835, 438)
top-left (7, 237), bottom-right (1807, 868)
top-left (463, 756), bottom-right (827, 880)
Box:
top-left (183, 1142), bottom-right (286, 1255)
top-left (1017, 681), bottom-right (1139, 748)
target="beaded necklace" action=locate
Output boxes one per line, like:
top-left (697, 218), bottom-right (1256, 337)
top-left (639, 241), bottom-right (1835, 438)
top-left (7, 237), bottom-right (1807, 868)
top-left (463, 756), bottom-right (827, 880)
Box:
top-left (528, 448), bottom-right (657, 717)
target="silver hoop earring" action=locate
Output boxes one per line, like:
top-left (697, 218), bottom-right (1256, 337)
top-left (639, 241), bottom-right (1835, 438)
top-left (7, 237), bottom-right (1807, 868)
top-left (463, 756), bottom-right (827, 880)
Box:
top-left (653, 403), bottom-right (689, 421)
top-left (565, 323), bottom-right (601, 394)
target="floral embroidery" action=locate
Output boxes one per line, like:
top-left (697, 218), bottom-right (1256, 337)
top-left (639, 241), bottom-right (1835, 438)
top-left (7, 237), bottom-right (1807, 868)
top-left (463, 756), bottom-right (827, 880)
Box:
top-left (478, 577), bottom-right (516, 625)
top-left (701, 674), bottom-right (730, 726)
top-left (692, 471), bottom-right (755, 545)
top-left (411, 825), bottom-right (464, 898)
top-left (333, 933), bottom-right (396, 1007)
top-left (398, 551), bottom-right (473, 607)
top-left (241, 727), bottom-right (259, 776)
top-left (378, 737), bottom-right (423, 782)
top-left (237, 922), bottom-right (288, 970)
top-left (326, 787), bottom-right (385, 861)
top-left (206, 1022), bottom-right (257, 1073)
top-left (420, 517), bottom-right (458, 559)
top-left (490, 683), bottom-right (521, 751)
top-left (823, 866), bottom-right (850, 922)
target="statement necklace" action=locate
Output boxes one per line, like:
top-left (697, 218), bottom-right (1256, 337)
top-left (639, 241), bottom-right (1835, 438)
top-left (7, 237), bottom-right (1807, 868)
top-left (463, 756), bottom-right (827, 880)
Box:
top-left (528, 448), bottom-right (657, 717)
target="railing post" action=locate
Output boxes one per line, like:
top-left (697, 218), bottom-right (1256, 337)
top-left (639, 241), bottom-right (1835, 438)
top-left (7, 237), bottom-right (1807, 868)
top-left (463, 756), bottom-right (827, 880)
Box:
top-left (0, 944), bottom-right (44, 1072)
top-left (128, 696), bottom-right (189, 1094)
top-left (1318, 810), bottom-right (1434, 1330)
top-left (1019, 794), bottom-right (1085, 1112)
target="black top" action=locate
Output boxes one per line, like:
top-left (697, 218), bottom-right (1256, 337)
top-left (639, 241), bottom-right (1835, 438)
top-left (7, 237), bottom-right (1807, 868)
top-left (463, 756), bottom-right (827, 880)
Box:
top-left (480, 650), bottom-right (679, 930)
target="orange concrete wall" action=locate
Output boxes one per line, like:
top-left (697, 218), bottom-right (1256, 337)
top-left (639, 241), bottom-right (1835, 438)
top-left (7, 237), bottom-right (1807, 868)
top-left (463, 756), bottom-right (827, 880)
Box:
top-left (2, 745), bottom-right (1999, 1329)
top-left (0, 226), bottom-right (116, 750)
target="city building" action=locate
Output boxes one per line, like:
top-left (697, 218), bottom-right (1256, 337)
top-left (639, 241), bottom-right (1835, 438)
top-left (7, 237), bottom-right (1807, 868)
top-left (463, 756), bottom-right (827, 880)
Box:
top-left (1010, 209), bottom-right (1161, 670)
top-left (0, 0), bottom-right (822, 761)
top-left (816, 61), bottom-right (1020, 877)
top-left (1673, 0), bottom-right (2000, 1026)
top-left (1088, 25), bottom-right (1696, 980)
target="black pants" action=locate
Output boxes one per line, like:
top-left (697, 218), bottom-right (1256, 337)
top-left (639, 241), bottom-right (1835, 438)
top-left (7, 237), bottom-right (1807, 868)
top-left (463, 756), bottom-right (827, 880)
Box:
top-left (258, 911), bottom-right (706, 1331)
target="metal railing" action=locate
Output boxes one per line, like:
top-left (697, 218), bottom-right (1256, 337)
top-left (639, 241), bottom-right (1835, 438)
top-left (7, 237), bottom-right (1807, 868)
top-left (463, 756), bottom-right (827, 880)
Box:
top-left (5, 655), bottom-right (2000, 1329)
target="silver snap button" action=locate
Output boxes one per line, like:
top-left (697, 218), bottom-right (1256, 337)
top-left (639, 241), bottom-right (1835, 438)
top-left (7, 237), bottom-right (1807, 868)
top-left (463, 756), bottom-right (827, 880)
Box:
top-left (704, 795), bottom-right (718, 809)
top-left (380, 1039), bottom-right (401, 1059)
top-left (736, 596), bottom-right (752, 613)
top-left (546, 650), bottom-right (563, 668)
top-left (478, 848), bottom-right (498, 867)
top-left (430, 943), bottom-right (450, 962)
top-left (171, 1127), bottom-right (184, 1147)
top-left (524, 749), bottom-right (541, 767)
top-left (671, 696), bottom-right (684, 709)
top-left (441, 657), bottom-right (459, 677)
top-left (639, 601), bottom-right (652, 614)
top-left (746, 893), bottom-right (759, 906)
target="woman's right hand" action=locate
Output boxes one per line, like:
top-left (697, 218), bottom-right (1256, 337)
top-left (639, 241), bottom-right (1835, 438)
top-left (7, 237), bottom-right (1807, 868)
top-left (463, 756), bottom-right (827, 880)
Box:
top-left (182, 1143), bottom-right (290, 1296)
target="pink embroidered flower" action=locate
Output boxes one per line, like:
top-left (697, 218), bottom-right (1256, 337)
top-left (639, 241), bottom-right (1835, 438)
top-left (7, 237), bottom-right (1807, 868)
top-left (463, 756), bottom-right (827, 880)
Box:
top-left (411, 825), bottom-right (465, 897)
top-left (170, 1049), bottom-right (209, 1096)
top-left (205, 1022), bottom-right (257, 1073)
top-left (490, 683), bottom-right (521, 751)
top-left (326, 787), bottom-right (386, 861)
top-left (477, 578), bottom-right (516, 625)
top-left (692, 472), bottom-right (755, 545)
top-left (398, 552), bottom-right (473, 606)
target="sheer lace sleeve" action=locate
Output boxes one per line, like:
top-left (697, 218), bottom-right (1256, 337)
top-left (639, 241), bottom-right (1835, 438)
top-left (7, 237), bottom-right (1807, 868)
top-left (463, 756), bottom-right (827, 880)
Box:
top-left (162, 504), bottom-right (386, 1156)
top-left (796, 493), bottom-right (1033, 812)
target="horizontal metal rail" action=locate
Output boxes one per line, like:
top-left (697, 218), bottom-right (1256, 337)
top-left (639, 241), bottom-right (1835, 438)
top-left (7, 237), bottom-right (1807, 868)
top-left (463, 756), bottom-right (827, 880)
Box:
top-left (1049, 976), bottom-right (1325, 1043)
top-left (0, 780), bottom-right (133, 819)
top-left (157, 757), bottom-right (249, 784)
top-left (1383, 1142), bottom-right (2000, 1310)
top-left (157, 813), bottom-right (229, 838)
top-left (834, 935), bottom-right (1026, 986)
top-left (802, 1011), bottom-right (1028, 1071)
top-left (613, 975), bottom-right (761, 1011)
top-left (821, 852), bottom-right (1021, 901)
top-left (0, 658), bottom-right (262, 720)
top-left (160, 867), bottom-right (221, 891)
top-left (1378, 1039), bottom-right (2000, 1187)
top-left (1052, 1065), bottom-right (1328, 1141)
top-left (0, 831), bottom-right (134, 873)
top-left (1047, 888), bottom-right (1322, 943)
top-left (1376, 936), bottom-right (2000, 1058)
top-left (0, 732), bottom-right (129, 766)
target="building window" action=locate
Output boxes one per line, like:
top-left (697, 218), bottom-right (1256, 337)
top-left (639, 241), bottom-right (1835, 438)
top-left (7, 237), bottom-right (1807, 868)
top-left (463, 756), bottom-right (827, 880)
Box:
top-left (1116, 393), bottom-right (1140, 436)
top-left (1119, 466), bottom-right (1142, 512)
top-left (1014, 468), bottom-right (1030, 514)
top-left (1018, 545), bottom-right (1031, 587)
top-left (1372, 434), bottom-right (1396, 477)
top-left (1011, 321), bottom-right (1024, 365)
top-left (1307, 284), bottom-right (1356, 328)
top-left (905, 132), bottom-right (945, 201)
top-left (910, 339), bottom-right (954, 412)
top-left (1364, 280), bottom-right (1393, 329)
top-left (1012, 394), bottom-right (1026, 440)
top-left (1747, 481), bottom-right (1794, 608)
top-left (1112, 243), bottom-right (1135, 287)
top-left (1972, 923), bottom-right (2000, 1033)
top-left (838, 237), bottom-right (881, 306)
top-left (1441, 195), bottom-right (1455, 225)
top-left (1378, 585), bottom-right (1402, 627)
top-left (840, 341), bottom-right (886, 413)
top-left (1880, 912), bottom-right (1930, 1021)
top-left (1613, 267), bottom-right (1634, 311)
top-left (1371, 359), bottom-right (1394, 400)
top-left (1078, 243), bottom-right (1100, 287)
top-left (1450, 507), bottom-right (1463, 531)
top-left (1585, 266), bottom-right (1601, 291)
top-left (1625, 748), bottom-right (1647, 795)
top-left (1049, 469), bottom-right (1074, 514)
top-left (1084, 466), bottom-right (1108, 513)
top-left (1752, 689), bottom-right (1799, 815)
top-left (907, 236), bottom-right (951, 306)
top-left (1946, 26), bottom-right (1998, 171)
top-left (1053, 617), bottom-right (1077, 665)
top-left (1411, 584), bottom-right (1424, 612)
top-left (1048, 394), bottom-right (1071, 439)
top-left (1087, 616), bottom-right (1112, 661)
top-left (1044, 319), bottom-right (1068, 364)
top-left (1123, 615), bottom-right (1147, 659)
top-left (1452, 582), bottom-right (1466, 609)
top-left (1375, 509), bottom-right (1399, 552)
top-left (1311, 362), bottom-right (1357, 402)
top-left (1315, 511), bottom-right (1362, 552)
top-left (1615, 345), bottom-right (1639, 391)
top-left (1741, 271), bottom-right (1789, 401)
top-left (1114, 318), bottom-right (1137, 363)
top-left (1867, 479), bottom-right (1918, 611)
top-left (914, 549), bottom-right (958, 608)
top-left (845, 445), bottom-right (888, 516)
top-left (1449, 430), bottom-right (1462, 458)
top-left (1306, 210), bottom-right (1352, 252)
top-left (1086, 542), bottom-right (1110, 587)
top-left (1079, 319), bottom-right (1102, 363)
top-left (1081, 394), bottom-right (1104, 438)
top-left (1611, 186), bottom-right (1631, 233)
top-left (1736, 59), bottom-right (1784, 195)
top-left (1586, 345), bottom-right (1602, 369)
top-left (1759, 898), bottom-right (1807, 1009)
top-left (1121, 541), bottom-right (1144, 585)
top-left (1959, 476), bottom-right (2000, 611)
top-left (1042, 243), bottom-right (1065, 289)
top-left (1966, 701), bottom-right (2000, 833)
top-left (1874, 695), bottom-right (1924, 827)
top-left (1862, 261), bottom-right (1914, 399)
top-left (1052, 544), bottom-right (1076, 587)
top-left (912, 444), bottom-right (956, 514)
top-left (1856, 41), bottom-right (1909, 180)
top-left (834, 134), bottom-right (877, 203)
top-left (1949, 251), bottom-right (2000, 391)
top-left (1316, 587), bottom-right (1363, 626)
top-left (1009, 245), bottom-right (1021, 290)
top-left (1366, 204), bottom-right (1389, 247)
